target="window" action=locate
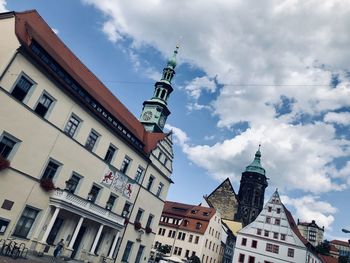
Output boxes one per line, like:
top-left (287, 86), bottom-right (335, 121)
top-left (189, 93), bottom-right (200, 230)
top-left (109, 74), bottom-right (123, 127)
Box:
top-left (241, 238), bottom-right (247, 246)
top-left (185, 250), bottom-right (190, 258)
top-left (41, 160), bottom-right (60, 180)
top-left (266, 243), bottom-right (279, 254)
top-left (268, 206), bottom-right (272, 212)
top-left (168, 230), bottom-right (172, 237)
top-left (64, 115), bottom-right (80, 137)
top-left (205, 239), bottom-right (208, 247)
top-left (156, 182), bottom-right (164, 197)
top-left (177, 247), bottom-right (182, 256)
top-left (238, 254), bottom-right (245, 263)
top-left (121, 241), bottom-right (133, 262)
top-left (13, 206), bottom-right (39, 238)
top-left (174, 246), bottom-right (178, 255)
top-left (0, 135), bottom-right (17, 159)
top-left (194, 236), bottom-right (199, 244)
top-left (257, 228), bottom-right (262, 235)
top-left (182, 233), bottom-right (186, 241)
top-left (66, 173), bottom-right (81, 193)
top-left (275, 218), bottom-right (281, 225)
top-left (196, 222), bottom-right (202, 229)
top-left (122, 202), bottom-right (132, 217)
top-left (251, 240), bottom-right (257, 248)
top-left (189, 234), bottom-right (193, 243)
top-left (85, 130), bottom-right (99, 151)
top-left (309, 230), bottom-right (316, 241)
top-left (248, 256), bottom-right (255, 263)
top-left (146, 214), bottom-right (154, 228)
top-left (277, 208), bottom-right (281, 214)
top-left (120, 156), bottom-right (131, 174)
top-left (288, 248), bottom-right (294, 257)
top-left (273, 232), bottom-right (279, 239)
top-left (134, 166), bottom-right (144, 183)
top-left (104, 145), bottom-right (116, 164)
top-left (158, 228), bottom-right (163, 235)
top-left (266, 216), bottom-right (271, 223)
top-left (135, 245), bottom-right (145, 263)
top-left (87, 185), bottom-right (101, 203)
top-left (273, 244), bottom-right (279, 254)
top-left (135, 209), bottom-right (143, 222)
top-left (281, 234), bottom-right (286, 240)
top-left (11, 75), bottom-right (33, 102)
top-left (34, 93), bottom-right (54, 117)
top-left (147, 175), bottom-right (155, 191)
top-left (106, 195), bottom-right (117, 210)
top-left (264, 230), bottom-right (269, 237)
top-left (178, 232), bottom-right (182, 240)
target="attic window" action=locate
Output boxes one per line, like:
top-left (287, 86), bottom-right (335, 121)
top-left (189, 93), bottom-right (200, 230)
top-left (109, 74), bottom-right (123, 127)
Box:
top-left (191, 210), bottom-right (197, 214)
top-left (184, 220), bottom-right (189, 227)
top-left (196, 222), bottom-right (202, 229)
top-left (203, 212), bottom-right (209, 216)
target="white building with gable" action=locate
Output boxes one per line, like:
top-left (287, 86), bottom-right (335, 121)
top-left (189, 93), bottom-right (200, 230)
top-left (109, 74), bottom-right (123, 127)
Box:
top-left (233, 190), bottom-right (322, 263)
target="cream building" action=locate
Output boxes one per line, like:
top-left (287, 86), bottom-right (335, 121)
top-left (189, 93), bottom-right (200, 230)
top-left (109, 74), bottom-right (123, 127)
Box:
top-left (153, 201), bottom-right (222, 263)
top-left (233, 190), bottom-right (322, 263)
top-left (297, 220), bottom-right (324, 247)
top-left (0, 10), bottom-right (177, 263)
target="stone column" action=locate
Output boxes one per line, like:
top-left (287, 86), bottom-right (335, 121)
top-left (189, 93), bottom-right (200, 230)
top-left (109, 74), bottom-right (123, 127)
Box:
top-left (41, 206), bottom-right (60, 243)
top-left (90, 224), bottom-right (104, 254)
top-left (108, 231), bottom-right (120, 258)
top-left (68, 216), bottom-right (84, 249)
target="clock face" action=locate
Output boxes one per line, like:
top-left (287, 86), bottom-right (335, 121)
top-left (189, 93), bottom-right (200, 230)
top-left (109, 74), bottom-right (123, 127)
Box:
top-left (142, 111), bottom-right (153, 121)
top-left (159, 115), bottom-right (166, 127)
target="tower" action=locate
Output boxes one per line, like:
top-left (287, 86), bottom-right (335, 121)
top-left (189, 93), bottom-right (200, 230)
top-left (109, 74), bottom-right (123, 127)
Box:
top-left (235, 146), bottom-right (268, 226)
top-left (140, 46), bottom-right (179, 132)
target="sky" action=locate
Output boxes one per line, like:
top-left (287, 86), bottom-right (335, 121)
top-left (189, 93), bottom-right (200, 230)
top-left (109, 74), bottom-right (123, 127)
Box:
top-left (3, 0), bottom-right (350, 241)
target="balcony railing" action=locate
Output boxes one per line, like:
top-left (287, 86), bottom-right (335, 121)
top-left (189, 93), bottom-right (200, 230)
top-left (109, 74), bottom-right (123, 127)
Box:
top-left (50, 189), bottom-right (124, 226)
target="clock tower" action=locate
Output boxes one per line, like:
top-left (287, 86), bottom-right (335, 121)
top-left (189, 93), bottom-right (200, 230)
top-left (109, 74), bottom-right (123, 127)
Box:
top-left (140, 46), bottom-right (179, 132)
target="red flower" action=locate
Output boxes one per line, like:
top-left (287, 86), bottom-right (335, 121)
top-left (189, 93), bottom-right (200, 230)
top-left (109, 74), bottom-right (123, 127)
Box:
top-left (145, 227), bottom-right (152, 234)
top-left (0, 157), bottom-right (10, 171)
top-left (124, 218), bottom-right (129, 225)
top-left (40, 178), bottom-right (55, 192)
top-left (134, 221), bottom-right (142, 230)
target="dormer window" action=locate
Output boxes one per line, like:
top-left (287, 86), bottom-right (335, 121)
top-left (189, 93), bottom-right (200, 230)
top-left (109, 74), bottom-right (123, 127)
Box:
top-left (196, 222), bottom-right (202, 229)
top-left (203, 212), bottom-right (209, 216)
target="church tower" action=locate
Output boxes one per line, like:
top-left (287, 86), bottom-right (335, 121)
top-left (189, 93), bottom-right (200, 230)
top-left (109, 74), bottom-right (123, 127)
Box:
top-left (140, 46), bottom-right (179, 132)
top-left (235, 146), bottom-right (268, 226)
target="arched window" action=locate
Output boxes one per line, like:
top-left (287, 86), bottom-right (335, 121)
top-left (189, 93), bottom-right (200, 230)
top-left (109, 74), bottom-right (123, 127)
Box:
top-left (155, 88), bottom-right (160, 98)
top-left (161, 89), bottom-right (166, 99)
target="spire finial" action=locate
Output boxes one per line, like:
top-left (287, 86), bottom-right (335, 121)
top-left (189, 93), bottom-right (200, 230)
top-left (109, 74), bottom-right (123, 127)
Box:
top-left (167, 44), bottom-right (179, 69)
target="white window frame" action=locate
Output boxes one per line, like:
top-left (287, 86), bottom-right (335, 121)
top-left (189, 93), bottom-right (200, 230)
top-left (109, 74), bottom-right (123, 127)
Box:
top-left (33, 90), bottom-right (56, 119)
top-left (10, 71), bottom-right (37, 104)
top-left (0, 131), bottom-right (21, 161)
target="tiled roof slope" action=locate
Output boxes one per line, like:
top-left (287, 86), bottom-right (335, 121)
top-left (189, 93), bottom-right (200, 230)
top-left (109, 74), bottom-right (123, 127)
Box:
top-left (9, 10), bottom-right (166, 153)
top-left (160, 201), bottom-right (216, 234)
top-left (283, 204), bottom-right (309, 246)
top-left (330, 240), bottom-right (349, 247)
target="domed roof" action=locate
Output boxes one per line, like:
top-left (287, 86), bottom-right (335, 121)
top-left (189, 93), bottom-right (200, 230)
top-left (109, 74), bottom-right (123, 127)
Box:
top-left (167, 45), bottom-right (179, 69)
top-left (245, 146), bottom-right (265, 175)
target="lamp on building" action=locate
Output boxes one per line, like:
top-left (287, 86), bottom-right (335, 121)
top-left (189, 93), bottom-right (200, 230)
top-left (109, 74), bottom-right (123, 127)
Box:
top-left (87, 192), bottom-right (94, 201)
top-left (122, 209), bottom-right (129, 218)
top-left (65, 179), bottom-right (74, 192)
top-left (106, 202), bottom-right (113, 210)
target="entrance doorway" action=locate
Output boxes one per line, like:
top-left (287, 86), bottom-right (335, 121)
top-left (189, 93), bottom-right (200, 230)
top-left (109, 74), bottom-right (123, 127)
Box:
top-left (46, 217), bottom-right (64, 245)
top-left (71, 226), bottom-right (87, 259)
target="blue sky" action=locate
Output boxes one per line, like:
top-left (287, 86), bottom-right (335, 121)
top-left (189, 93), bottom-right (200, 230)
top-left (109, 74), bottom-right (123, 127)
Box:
top-left (3, 0), bottom-right (350, 241)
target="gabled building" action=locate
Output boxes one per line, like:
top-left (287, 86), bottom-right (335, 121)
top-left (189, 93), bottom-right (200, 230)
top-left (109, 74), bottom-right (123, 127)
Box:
top-left (330, 240), bottom-right (350, 258)
top-left (233, 190), bottom-right (322, 263)
top-left (153, 201), bottom-right (222, 263)
top-left (0, 10), bottom-right (177, 263)
top-left (297, 219), bottom-right (324, 247)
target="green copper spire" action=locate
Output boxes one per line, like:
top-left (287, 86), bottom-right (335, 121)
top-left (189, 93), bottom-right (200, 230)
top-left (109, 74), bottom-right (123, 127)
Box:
top-left (167, 45), bottom-right (179, 69)
top-left (245, 145), bottom-right (265, 175)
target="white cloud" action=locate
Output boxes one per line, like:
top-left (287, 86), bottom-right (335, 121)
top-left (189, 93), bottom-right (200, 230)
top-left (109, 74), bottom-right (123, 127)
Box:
top-left (82, 0), bottom-right (350, 232)
top-left (184, 76), bottom-right (217, 100)
top-left (281, 195), bottom-right (337, 230)
top-left (0, 0), bottom-right (7, 12)
top-left (324, 112), bottom-right (350, 126)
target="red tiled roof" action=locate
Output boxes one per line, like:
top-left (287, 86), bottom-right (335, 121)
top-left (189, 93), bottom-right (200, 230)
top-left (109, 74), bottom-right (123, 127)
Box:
top-left (160, 201), bottom-right (216, 234)
top-left (8, 10), bottom-right (166, 153)
top-left (330, 240), bottom-right (350, 247)
top-left (319, 255), bottom-right (338, 263)
top-left (283, 205), bottom-right (309, 245)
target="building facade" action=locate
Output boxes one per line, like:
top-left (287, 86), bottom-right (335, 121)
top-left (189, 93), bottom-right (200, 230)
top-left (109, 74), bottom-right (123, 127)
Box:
top-left (233, 190), bottom-right (322, 263)
top-left (330, 240), bottom-right (350, 258)
top-left (297, 220), bottom-right (324, 247)
top-left (235, 146), bottom-right (268, 227)
top-left (153, 201), bottom-right (222, 263)
top-left (0, 10), bottom-right (176, 263)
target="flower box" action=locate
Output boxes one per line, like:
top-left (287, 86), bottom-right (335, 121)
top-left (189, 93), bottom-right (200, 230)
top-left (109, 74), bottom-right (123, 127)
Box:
top-left (40, 178), bottom-right (55, 192)
top-left (134, 221), bottom-right (142, 230)
top-left (145, 227), bottom-right (152, 234)
top-left (0, 157), bottom-right (10, 171)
